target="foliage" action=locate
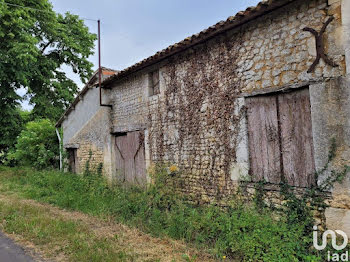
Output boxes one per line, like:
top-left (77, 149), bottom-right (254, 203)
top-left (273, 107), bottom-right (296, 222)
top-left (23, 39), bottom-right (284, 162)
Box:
top-left (0, 106), bottom-right (26, 162)
top-left (0, 0), bottom-right (96, 121)
top-left (7, 119), bottom-right (58, 169)
top-left (0, 166), bottom-right (330, 261)
top-left (250, 139), bottom-right (350, 262)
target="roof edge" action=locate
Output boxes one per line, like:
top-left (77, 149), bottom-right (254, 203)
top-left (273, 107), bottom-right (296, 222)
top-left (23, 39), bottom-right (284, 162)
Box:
top-left (102, 0), bottom-right (296, 87)
top-left (55, 67), bottom-right (118, 127)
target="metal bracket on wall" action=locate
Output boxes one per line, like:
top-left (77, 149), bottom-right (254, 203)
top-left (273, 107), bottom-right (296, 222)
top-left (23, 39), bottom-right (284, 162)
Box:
top-left (303, 16), bottom-right (338, 73)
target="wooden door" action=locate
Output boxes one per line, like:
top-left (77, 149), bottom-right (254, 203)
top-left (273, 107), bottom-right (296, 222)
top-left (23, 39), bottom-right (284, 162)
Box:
top-left (246, 88), bottom-right (315, 187)
top-left (246, 95), bottom-right (281, 183)
top-left (67, 148), bottom-right (77, 173)
top-left (278, 89), bottom-right (315, 187)
top-left (115, 131), bottom-right (147, 185)
top-left (115, 134), bottom-right (127, 181)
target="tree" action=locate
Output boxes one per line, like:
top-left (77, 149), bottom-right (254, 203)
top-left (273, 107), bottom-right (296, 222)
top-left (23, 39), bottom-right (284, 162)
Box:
top-left (0, 0), bottom-right (96, 118)
top-left (0, 106), bottom-right (24, 162)
top-left (0, 0), bottom-right (96, 154)
top-left (8, 119), bottom-right (58, 169)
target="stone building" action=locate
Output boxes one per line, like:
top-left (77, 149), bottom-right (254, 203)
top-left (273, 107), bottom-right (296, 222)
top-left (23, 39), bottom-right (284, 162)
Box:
top-left (56, 67), bottom-right (118, 173)
top-left (56, 0), bottom-right (350, 234)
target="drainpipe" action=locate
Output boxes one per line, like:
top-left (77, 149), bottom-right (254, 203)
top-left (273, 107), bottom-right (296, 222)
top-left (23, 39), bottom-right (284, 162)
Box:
top-left (56, 128), bottom-right (62, 171)
top-left (98, 19), bottom-right (112, 108)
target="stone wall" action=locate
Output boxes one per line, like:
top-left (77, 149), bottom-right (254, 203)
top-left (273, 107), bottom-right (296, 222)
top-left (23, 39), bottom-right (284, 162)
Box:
top-left (236, 0), bottom-right (344, 92)
top-left (145, 0), bottom-right (346, 204)
top-left (109, 72), bottom-right (149, 133)
top-left (66, 108), bottom-right (113, 178)
top-left (310, 77), bottom-right (350, 237)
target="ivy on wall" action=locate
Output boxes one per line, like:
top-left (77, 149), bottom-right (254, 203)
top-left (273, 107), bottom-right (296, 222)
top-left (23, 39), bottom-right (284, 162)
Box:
top-left (148, 32), bottom-right (247, 200)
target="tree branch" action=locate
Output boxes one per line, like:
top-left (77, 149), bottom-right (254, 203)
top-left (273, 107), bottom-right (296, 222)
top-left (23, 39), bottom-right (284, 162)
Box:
top-left (41, 41), bottom-right (53, 54)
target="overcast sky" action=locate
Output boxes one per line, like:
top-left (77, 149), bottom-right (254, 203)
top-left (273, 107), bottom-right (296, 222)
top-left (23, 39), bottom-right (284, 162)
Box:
top-left (20, 0), bottom-right (260, 109)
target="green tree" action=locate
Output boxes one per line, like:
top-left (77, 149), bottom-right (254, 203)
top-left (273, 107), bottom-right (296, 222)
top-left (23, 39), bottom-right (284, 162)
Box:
top-left (0, 106), bottom-right (32, 164)
top-left (0, 0), bottom-right (96, 120)
top-left (8, 119), bottom-right (58, 169)
top-left (0, 106), bottom-right (24, 162)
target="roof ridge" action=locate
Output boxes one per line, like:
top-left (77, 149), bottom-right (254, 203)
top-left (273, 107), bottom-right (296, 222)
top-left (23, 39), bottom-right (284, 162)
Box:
top-left (102, 0), bottom-right (294, 87)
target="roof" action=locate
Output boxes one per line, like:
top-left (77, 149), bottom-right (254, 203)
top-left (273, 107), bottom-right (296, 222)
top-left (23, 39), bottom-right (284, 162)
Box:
top-left (55, 67), bottom-right (118, 127)
top-left (56, 0), bottom-right (297, 127)
top-left (102, 0), bottom-right (296, 87)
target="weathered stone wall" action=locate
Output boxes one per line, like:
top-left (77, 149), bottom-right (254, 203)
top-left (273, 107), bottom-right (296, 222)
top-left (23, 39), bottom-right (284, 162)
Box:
top-left (109, 73), bottom-right (149, 133)
top-left (64, 108), bottom-right (113, 179)
top-left (146, 0), bottom-right (346, 204)
top-left (310, 77), bottom-right (350, 237)
top-left (236, 0), bottom-right (344, 92)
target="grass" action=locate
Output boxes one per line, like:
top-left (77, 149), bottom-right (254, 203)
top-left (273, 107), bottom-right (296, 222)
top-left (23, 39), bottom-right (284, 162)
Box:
top-left (0, 196), bottom-right (134, 261)
top-left (0, 165), bottom-right (325, 261)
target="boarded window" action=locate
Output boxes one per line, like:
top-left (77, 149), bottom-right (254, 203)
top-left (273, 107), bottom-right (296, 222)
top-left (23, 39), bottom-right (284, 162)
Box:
top-left (246, 88), bottom-right (315, 187)
top-left (149, 70), bottom-right (160, 96)
top-left (67, 148), bottom-right (78, 173)
top-left (115, 131), bottom-right (147, 185)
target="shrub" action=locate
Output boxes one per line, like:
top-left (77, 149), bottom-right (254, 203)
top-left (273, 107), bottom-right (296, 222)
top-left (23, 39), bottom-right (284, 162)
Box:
top-left (8, 119), bottom-right (58, 169)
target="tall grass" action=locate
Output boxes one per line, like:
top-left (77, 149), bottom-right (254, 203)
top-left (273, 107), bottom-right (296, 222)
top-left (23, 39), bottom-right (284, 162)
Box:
top-left (0, 166), bottom-right (321, 261)
top-left (0, 199), bottom-right (133, 262)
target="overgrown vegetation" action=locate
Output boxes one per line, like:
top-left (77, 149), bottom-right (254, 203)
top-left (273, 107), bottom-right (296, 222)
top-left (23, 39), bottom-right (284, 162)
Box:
top-left (0, 107), bottom-right (31, 163)
top-left (250, 139), bottom-right (350, 261)
top-left (149, 35), bottom-right (246, 199)
top-left (0, 165), bottom-right (339, 261)
top-left (6, 119), bottom-right (58, 169)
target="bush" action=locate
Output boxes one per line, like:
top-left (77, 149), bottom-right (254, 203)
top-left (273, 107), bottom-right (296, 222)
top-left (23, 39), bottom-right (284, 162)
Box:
top-left (0, 107), bottom-right (30, 164)
top-left (0, 166), bottom-right (323, 261)
top-left (8, 119), bottom-right (58, 169)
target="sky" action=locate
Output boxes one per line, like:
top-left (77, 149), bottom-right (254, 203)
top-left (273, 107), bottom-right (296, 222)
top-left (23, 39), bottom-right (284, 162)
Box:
top-left (20, 0), bottom-right (261, 109)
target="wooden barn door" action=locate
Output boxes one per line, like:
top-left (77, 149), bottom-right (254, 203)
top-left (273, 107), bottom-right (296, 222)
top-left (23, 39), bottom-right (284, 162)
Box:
top-left (246, 95), bottom-right (281, 184)
top-left (115, 131), bottom-right (147, 185)
top-left (246, 88), bottom-right (315, 187)
top-left (278, 89), bottom-right (315, 187)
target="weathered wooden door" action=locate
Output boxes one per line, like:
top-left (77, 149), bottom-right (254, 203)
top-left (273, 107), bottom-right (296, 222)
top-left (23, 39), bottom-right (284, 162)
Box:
top-left (278, 89), bottom-right (315, 187)
top-left (246, 88), bottom-right (315, 187)
top-left (115, 131), bottom-right (147, 185)
top-left (246, 95), bottom-right (281, 184)
top-left (67, 148), bottom-right (78, 173)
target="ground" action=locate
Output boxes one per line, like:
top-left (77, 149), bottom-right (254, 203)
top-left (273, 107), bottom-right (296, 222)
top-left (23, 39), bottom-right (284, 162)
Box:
top-left (0, 193), bottom-right (214, 262)
top-left (0, 231), bottom-right (38, 262)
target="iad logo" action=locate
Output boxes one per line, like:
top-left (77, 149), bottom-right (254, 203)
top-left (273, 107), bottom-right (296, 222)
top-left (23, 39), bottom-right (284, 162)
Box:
top-left (313, 226), bottom-right (349, 261)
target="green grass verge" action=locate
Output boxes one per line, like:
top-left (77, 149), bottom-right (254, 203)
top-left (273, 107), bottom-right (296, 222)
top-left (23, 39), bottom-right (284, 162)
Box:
top-left (0, 166), bottom-right (323, 261)
top-left (0, 197), bottom-right (133, 261)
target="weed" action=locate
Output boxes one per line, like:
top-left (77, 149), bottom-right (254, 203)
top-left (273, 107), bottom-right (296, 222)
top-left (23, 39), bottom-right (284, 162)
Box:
top-left (0, 198), bottom-right (135, 262)
top-left (0, 164), bottom-right (342, 261)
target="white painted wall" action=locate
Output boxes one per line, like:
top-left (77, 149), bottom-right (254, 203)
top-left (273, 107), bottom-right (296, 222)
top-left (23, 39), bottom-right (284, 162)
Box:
top-left (62, 87), bottom-right (100, 146)
top-left (342, 0), bottom-right (350, 74)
